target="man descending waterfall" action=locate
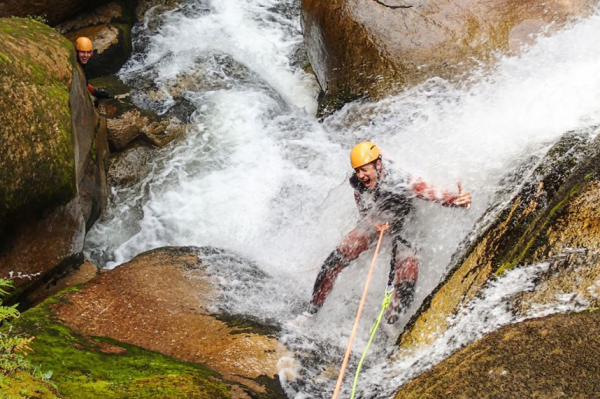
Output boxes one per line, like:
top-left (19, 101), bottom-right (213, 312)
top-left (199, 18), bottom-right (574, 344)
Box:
top-left (311, 142), bottom-right (472, 323)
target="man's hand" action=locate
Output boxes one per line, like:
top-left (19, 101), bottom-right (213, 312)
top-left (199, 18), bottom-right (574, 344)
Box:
top-left (455, 182), bottom-right (471, 209)
top-left (94, 88), bottom-right (114, 99)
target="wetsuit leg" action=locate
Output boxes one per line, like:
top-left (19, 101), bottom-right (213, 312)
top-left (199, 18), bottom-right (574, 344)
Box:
top-left (310, 228), bottom-right (374, 311)
top-left (386, 237), bottom-right (419, 323)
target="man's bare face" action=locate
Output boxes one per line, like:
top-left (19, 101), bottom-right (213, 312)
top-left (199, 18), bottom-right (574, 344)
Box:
top-left (354, 161), bottom-right (381, 190)
top-left (77, 50), bottom-right (93, 65)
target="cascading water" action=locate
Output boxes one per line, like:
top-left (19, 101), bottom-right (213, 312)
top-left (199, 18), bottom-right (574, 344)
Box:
top-left (84, 1), bottom-right (600, 398)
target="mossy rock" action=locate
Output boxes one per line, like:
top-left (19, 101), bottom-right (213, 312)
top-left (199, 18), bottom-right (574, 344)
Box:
top-left (0, 370), bottom-right (61, 399)
top-left (0, 17), bottom-right (108, 306)
top-left (0, 17), bottom-right (77, 234)
top-left (4, 247), bottom-right (290, 398)
top-left (4, 288), bottom-right (236, 398)
top-left (399, 128), bottom-right (600, 349)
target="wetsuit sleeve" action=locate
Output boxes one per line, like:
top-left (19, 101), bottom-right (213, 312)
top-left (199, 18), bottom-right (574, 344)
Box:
top-left (408, 176), bottom-right (458, 207)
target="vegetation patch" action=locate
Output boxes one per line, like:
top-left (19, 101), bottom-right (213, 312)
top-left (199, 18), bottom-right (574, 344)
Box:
top-left (5, 289), bottom-right (235, 398)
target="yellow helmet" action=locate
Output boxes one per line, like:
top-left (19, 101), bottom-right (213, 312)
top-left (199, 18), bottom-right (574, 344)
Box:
top-left (350, 142), bottom-right (382, 169)
top-left (75, 37), bottom-right (93, 52)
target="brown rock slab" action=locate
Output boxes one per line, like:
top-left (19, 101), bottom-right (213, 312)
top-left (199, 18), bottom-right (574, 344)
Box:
top-left (53, 247), bottom-right (288, 393)
top-left (394, 311), bottom-right (600, 398)
top-left (24, 260), bottom-right (99, 307)
top-left (302, 0), bottom-right (597, 113)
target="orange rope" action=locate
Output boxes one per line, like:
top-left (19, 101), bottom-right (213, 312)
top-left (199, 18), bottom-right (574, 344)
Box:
top-left (331, 224), bottom-right (388, 399)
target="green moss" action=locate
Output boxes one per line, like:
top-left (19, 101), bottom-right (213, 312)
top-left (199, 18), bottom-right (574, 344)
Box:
top-left (6, 290), bottom-right (233, 399)
top-left (0, 51), bottom-right (10, 65)
top-left (548, 182), bottom-right (583, 218)
top-left (0, 370), bottom-right (60, 399)
top-left (89, 137), bottom-right (98, 164)
top-left (495, 165), bottom-right (594, 276)
top-left (0, 17), bottom-right (78, 226)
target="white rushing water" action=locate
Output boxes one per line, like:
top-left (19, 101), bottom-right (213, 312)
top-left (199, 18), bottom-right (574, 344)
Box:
top-left (84, 1), bottom-right (600, 398)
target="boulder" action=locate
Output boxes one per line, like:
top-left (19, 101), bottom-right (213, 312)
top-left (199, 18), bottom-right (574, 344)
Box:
top-left (7, 247), bottom-right (289, 398)
top-left (394, 310), bottom-right (600, 398)
top-left (95, 74), bottom-right (187, 150)
top-left (301, 0), bottom-right (598, 114)
top-left (107, 141), bottom-right (155, 186)
top-left (399, 128), bottom-right (600, 349)
top-left (24, 259), bottom-right (99, 307)
top-left (0, 18), bottom-right (108, 300)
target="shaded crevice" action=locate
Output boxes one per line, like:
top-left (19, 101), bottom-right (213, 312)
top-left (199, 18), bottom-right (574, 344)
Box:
top-left (372, 0), bottom-right (414, 9)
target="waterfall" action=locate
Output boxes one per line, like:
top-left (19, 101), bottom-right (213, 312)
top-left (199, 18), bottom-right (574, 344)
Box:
top-left (84, 1), bottom-right (600, 397)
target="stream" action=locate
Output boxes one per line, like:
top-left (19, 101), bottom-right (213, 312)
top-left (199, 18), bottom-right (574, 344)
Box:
top-left (84, 1), bottom-right (600, 397)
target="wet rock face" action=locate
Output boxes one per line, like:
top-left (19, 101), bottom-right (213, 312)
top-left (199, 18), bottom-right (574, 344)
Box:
top-left (0, 0), bottom-right (110, 26)
top-left (135, 0), bottom-right (185, 21)
top-left (95, 74), bottom-right (187, 150)
top-left (47, 247), bottom-right (287, 397)
top-left (107, 142), bottom-right (154, 186)
top-left (395, 311), bottom-right (600, 398)
top-left (399, 128), bottom-right (600, 349)
top-left (302, 0), bottom-right (597, 114)
top-left (0, 18), bottom-right (107, 299)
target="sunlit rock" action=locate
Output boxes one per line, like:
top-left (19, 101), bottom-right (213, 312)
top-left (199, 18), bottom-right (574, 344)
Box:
top-left (394, 310), bottom-right (600, 398)
top-left (26, 247), bottom-right (289, 397)
top-left (0, 18), bottom-right (108, 300)
top-left (24, 259), bottom-right (99, 307)
top-left (301, 0), bottom-right (597, 114)
top-left (399, 128), bottom-right (600, 349)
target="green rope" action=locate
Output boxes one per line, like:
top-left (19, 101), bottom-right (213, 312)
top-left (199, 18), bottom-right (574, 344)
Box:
top-left (350, 290), bottom-right (393, 399)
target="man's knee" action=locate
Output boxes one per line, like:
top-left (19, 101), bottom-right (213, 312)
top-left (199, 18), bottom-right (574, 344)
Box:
top-left (338, 228), bottom-right (372, 260)
top-left (394, 256), bottom-right (419, 284)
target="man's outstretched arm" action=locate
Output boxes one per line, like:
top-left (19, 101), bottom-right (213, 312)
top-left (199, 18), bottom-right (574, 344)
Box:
top-left (408, 177), bottom-right (471, 209)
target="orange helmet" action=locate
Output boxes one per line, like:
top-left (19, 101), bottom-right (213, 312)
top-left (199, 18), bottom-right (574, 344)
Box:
top-left (350, 142), bottom-right (382, 168)
top-left (75, 37), bottom-right (93, 51)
